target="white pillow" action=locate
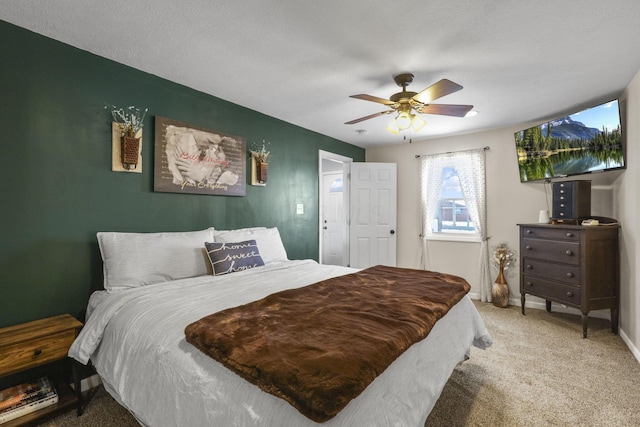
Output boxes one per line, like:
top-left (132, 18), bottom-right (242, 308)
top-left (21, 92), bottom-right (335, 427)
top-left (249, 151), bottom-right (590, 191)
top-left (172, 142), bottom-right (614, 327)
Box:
top-left (214, 227), bottom-right (266, 238)
top-left (214, 227), bottom-right (288, 264)
top-left (97, 228), bottom-right (215, 292)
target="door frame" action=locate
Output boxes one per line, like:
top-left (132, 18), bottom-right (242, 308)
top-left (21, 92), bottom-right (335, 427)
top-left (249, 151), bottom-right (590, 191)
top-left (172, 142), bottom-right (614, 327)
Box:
top-left (318, 150), bottom-right (352, 265)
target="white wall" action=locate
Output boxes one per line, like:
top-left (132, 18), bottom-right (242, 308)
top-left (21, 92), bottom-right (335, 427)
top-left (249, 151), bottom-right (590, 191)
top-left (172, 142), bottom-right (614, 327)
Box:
top-left (366, 96), bottom-right (637, 358)
top-left (366, 127), bottom-right (545, 298)
top-left (614, 68), bottom-right (640, 361)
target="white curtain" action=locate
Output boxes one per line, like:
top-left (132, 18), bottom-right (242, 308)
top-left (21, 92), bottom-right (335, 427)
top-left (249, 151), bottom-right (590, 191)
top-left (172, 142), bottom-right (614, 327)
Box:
top-left (418, 148), bottom-right (492, 301)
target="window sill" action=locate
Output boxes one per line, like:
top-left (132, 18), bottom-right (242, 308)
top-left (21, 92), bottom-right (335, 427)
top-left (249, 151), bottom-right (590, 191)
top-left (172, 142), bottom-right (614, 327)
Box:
top-left (425, 233), bottom-right (481, 243)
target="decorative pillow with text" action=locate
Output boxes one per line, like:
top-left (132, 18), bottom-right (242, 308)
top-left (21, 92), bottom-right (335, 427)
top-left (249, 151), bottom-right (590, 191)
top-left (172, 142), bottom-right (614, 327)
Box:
top-left (205, 240), bottom-right (265, 275)
top-left (214, 227), bottom-right (288, 264)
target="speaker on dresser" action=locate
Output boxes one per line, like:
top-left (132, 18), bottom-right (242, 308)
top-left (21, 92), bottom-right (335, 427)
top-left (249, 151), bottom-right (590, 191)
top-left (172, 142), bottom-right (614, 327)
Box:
top-left (552, 180), bottom-right (591, 220)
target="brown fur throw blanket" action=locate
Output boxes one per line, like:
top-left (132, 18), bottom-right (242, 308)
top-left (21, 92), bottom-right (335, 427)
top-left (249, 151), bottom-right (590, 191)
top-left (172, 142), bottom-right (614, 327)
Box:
top-left (184, 265), bottom-right (470, 422)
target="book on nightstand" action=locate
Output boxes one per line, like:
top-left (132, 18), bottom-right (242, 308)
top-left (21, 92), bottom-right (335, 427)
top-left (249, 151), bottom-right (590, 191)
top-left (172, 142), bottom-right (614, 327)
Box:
top-left (0, 376), bottom-right (58, 424)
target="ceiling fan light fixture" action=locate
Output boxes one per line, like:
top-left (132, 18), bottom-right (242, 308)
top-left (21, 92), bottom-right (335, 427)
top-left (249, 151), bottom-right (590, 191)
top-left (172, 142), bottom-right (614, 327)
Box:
top-left (386, 118), bottom-right (401, 134)
top-left (347, 74), bottom-right (472, 136)
top-left (410, 115), bottom-right (427, 132)
top-left (396, 111), bottom-right (412, 130)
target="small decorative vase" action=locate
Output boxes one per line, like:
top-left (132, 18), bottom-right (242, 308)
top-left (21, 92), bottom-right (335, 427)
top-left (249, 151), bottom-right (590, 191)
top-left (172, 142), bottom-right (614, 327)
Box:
top-left (256, 161), bottom-right (268, 183)
top-left (121, 136), bottom-right (140, 170)
top-left (492, 267), bottom-right (509, 308)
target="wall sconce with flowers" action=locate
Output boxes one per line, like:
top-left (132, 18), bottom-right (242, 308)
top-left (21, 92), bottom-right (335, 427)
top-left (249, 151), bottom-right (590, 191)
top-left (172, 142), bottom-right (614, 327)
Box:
top-left (107, 105), bottom-right (148, 173)
top-left (249, 141), bottom-right (270, 186)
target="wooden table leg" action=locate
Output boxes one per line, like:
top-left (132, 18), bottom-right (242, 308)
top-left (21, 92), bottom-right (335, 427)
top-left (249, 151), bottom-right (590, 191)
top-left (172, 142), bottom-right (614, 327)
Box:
top-left (581, 314), bottom-right (588, 339)
top-left (72, 360), bottom-right (83, 416)
top-left (546, 300), bottom-right (552, 312)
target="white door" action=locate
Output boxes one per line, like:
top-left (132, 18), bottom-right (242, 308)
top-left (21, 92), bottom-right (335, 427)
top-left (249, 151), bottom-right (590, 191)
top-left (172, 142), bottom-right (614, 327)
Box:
top-left (318, 151), bottom-right (352, 266)
top-left (349, 163), bottom-right (397, 268)
top-left (322, 172), bottom-right (346, 266)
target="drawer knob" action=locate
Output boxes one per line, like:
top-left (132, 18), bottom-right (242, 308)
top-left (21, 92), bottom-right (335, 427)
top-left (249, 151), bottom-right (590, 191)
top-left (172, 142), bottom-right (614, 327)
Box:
top-left (566, 232), bottom-right (573, 237)
top-left (560, 213), bottom-right (565, 216)
top-left (566, 272), bottom-right (574, 278)
top-left (526, 281), bottom-right (533, 287)
top-left (565, 250), bottom-right (573, 256)
top-left (525, 245), bottom-right (532, 250)
top-left (526, 230), bottom-right (532, 234)
top-left (566, 291), bottom-right (574, 297)
top-left (526, 264), bottom-right (533, 270)
top-left (33, 348), bottom-right (42, 356)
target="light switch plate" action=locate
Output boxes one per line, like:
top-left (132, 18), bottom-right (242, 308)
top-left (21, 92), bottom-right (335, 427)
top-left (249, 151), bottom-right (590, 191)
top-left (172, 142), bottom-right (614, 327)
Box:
top-left (296, 203), bottom-right (304, 215)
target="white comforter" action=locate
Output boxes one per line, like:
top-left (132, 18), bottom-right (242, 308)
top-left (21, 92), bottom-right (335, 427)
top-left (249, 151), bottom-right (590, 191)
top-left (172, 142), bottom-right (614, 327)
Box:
top-left (69, 260), bottom-right (492, 426)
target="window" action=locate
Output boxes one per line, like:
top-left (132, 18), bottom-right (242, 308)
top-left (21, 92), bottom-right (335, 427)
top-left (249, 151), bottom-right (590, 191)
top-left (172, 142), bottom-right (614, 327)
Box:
top-left (432, 167), bottom-right (477, 234)
top-left (418, 149), bottom-right (487, 244)
top-left (418, 147), bottom-right (491, 300)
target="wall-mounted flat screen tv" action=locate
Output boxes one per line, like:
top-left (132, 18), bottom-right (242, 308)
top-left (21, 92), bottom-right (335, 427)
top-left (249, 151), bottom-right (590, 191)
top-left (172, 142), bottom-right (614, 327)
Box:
top-left (514, 99), bottom-right (625, 182)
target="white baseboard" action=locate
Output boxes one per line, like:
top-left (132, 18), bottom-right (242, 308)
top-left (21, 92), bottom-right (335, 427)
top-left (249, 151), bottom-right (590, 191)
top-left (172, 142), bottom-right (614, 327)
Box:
top-left (619, 329), bottom-right (640, 364)
top-left (80, 374), bottom-right (102, 393)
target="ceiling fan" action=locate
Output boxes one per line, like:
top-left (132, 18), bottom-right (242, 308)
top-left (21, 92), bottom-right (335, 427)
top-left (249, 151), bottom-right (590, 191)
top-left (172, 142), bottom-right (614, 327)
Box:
top-left (345, 73), bottom-right (474, 134)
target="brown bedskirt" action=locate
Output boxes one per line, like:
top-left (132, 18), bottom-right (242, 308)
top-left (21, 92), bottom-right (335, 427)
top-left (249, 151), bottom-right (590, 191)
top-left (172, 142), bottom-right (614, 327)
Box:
top-left (184, 265), bottom-right (471, 422)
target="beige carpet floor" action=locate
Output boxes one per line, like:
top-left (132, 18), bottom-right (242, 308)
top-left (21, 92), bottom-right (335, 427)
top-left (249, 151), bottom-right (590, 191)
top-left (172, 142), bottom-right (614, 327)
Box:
top-left (37, 301), bottom-right (640, 426)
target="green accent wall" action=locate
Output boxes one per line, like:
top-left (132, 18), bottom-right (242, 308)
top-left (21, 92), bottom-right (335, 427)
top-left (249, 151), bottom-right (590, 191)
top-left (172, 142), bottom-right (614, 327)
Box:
top-left (0, 21), bottom-right (364, 328)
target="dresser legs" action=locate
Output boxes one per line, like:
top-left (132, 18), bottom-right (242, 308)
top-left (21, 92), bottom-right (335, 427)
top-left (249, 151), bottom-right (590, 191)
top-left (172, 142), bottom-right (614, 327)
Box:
top-left (611, 307), bottom-right (619, 335)
top-left (581, 314), bottom-right (588, 338)
top-left (520, 294), bottom-right (619, 339)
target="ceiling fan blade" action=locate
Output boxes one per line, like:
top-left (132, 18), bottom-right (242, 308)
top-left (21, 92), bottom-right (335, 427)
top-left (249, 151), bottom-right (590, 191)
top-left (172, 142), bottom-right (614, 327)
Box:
top-left (417, 104), bottom-right (474, 117)
top-left (350, 94), bottom-right (396, 105)
top-left (413, 79), bottom-right (463, 104)
top-left (345, 110), bottom-right (394, 125)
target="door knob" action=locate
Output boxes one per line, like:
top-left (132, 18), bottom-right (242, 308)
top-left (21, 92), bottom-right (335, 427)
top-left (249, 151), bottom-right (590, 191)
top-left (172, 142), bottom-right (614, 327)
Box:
top-left (390, 230), bottom-right (395, 235)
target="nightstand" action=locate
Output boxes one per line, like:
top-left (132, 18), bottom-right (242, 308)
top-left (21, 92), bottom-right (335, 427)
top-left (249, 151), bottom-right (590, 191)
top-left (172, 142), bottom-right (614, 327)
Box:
top-left (0, 314), bottom-right (83, 425)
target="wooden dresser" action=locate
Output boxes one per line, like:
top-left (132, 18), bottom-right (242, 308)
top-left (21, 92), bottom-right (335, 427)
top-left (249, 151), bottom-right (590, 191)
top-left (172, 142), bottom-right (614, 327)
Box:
top-left (518, 223), bottom-right (619, 338)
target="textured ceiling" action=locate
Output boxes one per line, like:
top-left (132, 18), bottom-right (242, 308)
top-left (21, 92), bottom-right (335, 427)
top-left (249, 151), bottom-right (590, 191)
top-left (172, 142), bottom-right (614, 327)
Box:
top-left (2, 1), bottom-right (640, 148)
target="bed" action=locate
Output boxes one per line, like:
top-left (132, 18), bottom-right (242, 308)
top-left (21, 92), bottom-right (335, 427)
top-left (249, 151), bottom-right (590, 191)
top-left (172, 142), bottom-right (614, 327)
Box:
top-left (68, 227), bottom-right (492, 426)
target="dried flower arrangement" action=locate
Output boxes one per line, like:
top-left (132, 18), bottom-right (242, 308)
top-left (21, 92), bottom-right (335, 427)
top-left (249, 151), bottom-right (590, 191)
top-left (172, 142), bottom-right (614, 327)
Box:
top-left (106, 105), bottom-right (148, 137)
top-left (492, 242), bottom-right (517, 273)
top-left (249, 141), bottom-right (271, 163)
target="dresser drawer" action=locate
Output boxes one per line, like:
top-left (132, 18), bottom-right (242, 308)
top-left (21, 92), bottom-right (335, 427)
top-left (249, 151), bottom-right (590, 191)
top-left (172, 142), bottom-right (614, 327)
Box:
top-left (522, 259), bottom-right (580, 285)
top-left (522, 276), bottom-right (580, 306)
top-left (521, 227), bottom-right (580, 241)
top-left (553, 189), bottom-right (573, 212)
top-left (0, 329), bottom-right (76, 376)
top-left (553, 206), bottom-right (573, 220)
top-left (522, 238), bottom-right (580, 265)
